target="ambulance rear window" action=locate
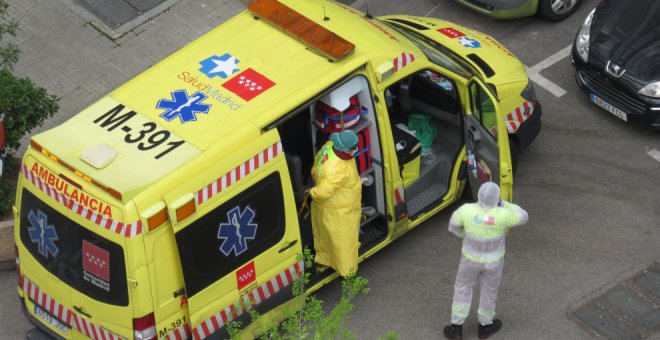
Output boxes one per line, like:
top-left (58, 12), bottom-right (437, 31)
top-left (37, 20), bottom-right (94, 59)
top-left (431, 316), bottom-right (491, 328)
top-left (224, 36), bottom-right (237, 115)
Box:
top-left (19, 189), bottom-right (128, 306)
top-left (175, 172), bottom-right (285, 298)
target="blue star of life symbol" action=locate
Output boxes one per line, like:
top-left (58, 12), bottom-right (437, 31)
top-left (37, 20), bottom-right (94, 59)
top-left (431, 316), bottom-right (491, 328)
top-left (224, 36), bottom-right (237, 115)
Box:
top-left (217, 206), bottom-right (258, 257)
top-left (458, 37), bottom-right (481, 48)
top-left (27, 209), bottom-right (60, 259)
top-left (199, 53), bottom-right (240, 79)
top-left (156, 90), bottom-right (212, 123)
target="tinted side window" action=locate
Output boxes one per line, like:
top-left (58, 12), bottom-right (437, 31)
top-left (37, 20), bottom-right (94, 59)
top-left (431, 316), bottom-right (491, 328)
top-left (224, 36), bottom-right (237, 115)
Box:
top-left (470, 82), bottom-right (498, 139)
top-left (176, 172), bottom-right (285, 297)
top-left (19, 189), bottom-right (128, 306)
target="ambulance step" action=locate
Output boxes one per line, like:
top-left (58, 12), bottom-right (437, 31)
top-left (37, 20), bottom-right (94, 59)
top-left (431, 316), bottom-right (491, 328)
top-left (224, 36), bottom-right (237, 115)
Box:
top-left (407, 183), bottom-right (447, 218)
top-left (359, 215), bottom-right (387, 249)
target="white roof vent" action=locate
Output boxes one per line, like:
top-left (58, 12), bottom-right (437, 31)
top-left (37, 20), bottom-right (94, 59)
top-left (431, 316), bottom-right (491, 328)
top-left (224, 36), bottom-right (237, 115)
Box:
top-left (80, 144), bottom-right (117, 169)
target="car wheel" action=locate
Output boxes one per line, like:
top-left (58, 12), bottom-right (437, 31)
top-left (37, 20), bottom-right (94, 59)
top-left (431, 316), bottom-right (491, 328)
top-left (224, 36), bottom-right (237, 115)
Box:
top-left (538, 0), bottom-right (582, 21)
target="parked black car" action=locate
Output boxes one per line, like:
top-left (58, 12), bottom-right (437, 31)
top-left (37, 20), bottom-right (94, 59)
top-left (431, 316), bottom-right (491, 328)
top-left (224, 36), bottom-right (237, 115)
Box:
top-left (571, 0), bottom-right (660, 128)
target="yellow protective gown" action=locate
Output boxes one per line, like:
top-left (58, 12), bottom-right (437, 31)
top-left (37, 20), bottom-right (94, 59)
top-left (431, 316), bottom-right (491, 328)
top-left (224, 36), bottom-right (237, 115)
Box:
top-left (310, 141), bottom-right (362, 276)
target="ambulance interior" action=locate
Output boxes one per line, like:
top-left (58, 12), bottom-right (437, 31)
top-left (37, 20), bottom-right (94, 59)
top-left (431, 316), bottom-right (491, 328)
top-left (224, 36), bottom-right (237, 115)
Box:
top-left (385, 69), bottom-right (463, 218)
top-left (277, 76), bottom-right (388, 273)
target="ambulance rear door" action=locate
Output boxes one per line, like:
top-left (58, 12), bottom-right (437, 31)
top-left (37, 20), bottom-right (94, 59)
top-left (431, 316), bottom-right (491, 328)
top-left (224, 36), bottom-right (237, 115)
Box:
top-left (17, 156), bottom-right (133, 339)
top-left (464, 78), bottom-right (513, 200)
top-left (171, 130), bottom-right (303, 339)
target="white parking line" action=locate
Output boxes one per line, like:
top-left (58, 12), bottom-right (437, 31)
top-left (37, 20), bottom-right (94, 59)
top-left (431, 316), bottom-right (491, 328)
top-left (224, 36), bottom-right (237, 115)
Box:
top-left (645, 147), bottom-right (660, 162)
top-left (525, 44), bottom-right (573, 98)
top-left (425, 2), bottom-right (443, 17)
top-left (526, 67), bottom-right (567, 98)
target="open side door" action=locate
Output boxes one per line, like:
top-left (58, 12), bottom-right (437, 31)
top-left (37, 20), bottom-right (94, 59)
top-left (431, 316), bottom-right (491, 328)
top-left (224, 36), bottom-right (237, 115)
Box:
top-left (464, 79), bottom-right (513, 201)
top-left (170, 132), bottom-right (303, 339)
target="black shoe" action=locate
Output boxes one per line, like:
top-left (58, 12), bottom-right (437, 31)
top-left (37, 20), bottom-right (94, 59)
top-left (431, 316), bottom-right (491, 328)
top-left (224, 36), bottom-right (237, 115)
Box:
top-left (478, 319), bottom-right (502, 339)
top-left (443, 324), bottom-right (462, 340)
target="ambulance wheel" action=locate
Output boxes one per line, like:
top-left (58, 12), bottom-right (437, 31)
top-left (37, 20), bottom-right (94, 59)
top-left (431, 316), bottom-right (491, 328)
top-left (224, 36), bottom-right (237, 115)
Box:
top-left (538, 0), bottom-right (582, 21)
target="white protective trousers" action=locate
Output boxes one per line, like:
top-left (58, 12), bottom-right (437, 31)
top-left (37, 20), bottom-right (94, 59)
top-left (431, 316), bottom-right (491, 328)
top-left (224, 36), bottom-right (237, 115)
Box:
top-left (450, 255), bottom-right (504, 325)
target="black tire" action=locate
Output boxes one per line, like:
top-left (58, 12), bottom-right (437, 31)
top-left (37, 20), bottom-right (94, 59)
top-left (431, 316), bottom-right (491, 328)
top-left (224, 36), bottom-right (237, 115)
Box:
top-left (538, 0), bottom-right (582, 21)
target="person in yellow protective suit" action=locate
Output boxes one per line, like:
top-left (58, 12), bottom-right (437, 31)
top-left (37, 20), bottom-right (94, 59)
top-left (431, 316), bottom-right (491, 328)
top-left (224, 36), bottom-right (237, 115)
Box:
top-left (310, 131), bottom-right (362, 277)
top-left (443, 182), bottom-right (528, 340)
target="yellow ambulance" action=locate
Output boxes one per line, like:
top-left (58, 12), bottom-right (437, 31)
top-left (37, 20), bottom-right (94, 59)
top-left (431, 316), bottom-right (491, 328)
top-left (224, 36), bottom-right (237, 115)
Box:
top-left (14, 0), bottom-right (541, 338)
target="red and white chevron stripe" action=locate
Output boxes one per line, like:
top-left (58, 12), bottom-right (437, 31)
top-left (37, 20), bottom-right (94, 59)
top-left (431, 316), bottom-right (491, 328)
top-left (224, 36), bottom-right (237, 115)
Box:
top-left (393, 52), bottom-right (416, 72)
top-left (21, 276), bottom-right (126, 340)
top-left (394, 185), bottom-right (405, 205)
top-left (505, 101), bottom-right (535, 133)
top-left (21, 164), bottom-right (143, 237)
top-left (166, 323), bottom-right (192, 340)
top-left (196, 141), bottom-right (282, 205)
top-left (191, 261), bottom-right (303, 340)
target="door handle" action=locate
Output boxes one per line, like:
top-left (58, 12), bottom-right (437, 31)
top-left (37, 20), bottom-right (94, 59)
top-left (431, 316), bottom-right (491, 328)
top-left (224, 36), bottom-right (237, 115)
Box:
top-left (73, 306), bottom-right (92, 318)
top-left (470, 125), bottom-right (477, 131)
top-left (278, 240), bottom-right (298, 253)
top-left (173, 287), bottom-right (186, 298)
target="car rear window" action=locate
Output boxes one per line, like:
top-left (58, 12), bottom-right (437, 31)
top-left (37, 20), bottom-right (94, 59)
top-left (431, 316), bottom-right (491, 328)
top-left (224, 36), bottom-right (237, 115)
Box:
top-left (19, 189), bottom-right (128, 306)
top-left (175, 172), bottom-right (286, 298)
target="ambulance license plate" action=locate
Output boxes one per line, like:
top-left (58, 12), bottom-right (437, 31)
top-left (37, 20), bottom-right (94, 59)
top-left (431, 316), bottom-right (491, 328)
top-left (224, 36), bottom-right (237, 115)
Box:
top-left (34, 304), bottom-right (69, 336)
top-left (590, 93), bottom-right (627, 122)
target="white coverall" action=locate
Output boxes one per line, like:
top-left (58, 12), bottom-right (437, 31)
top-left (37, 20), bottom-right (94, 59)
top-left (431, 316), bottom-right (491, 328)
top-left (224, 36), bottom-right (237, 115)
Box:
top-left (448, 187), bottom-right (528, 325)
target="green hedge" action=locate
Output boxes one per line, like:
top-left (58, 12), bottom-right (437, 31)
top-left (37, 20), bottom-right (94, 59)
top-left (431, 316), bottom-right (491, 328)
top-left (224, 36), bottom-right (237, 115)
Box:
top-left (0, 0), bottom-right (60, 214)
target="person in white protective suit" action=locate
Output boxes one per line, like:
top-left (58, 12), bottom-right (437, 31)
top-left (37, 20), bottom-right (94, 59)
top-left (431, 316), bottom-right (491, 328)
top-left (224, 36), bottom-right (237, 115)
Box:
top-left (310, 131), bottom-right (361, 277)
top-left (443, 182), bottom-right (528, 340)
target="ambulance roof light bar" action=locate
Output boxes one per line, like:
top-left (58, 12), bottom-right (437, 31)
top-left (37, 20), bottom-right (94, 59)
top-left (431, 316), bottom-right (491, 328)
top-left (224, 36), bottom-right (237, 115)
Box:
top-left (248, 0), bottom-right (355, 61)
top-left (30, 139), bottom-right (123, 201)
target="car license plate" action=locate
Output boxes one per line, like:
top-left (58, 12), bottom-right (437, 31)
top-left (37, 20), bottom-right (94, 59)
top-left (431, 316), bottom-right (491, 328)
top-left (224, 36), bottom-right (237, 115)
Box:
top-left (590, 93), bottom-right (627, 122)
top-left (34, 304), bottom-right (69, 336)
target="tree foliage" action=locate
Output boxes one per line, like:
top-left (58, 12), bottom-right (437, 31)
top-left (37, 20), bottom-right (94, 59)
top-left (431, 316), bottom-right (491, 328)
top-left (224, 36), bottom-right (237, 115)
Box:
top-left (0, 70), bottom-right (59, 154)
top-left (0, 0), bottom-right (19, 70)
top-left (227, 249), bottom-right (398, 340)
top-left (0, 0), bottom-right (59, 214)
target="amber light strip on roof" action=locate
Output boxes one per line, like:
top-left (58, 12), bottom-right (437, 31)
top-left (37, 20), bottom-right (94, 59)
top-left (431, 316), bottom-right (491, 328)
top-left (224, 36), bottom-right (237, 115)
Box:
top-left (248, 0), bottom-right (355, 61)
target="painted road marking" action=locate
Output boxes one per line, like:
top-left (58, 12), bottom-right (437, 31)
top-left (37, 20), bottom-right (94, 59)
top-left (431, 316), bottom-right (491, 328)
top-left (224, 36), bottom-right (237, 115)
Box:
top-left (425, 2), bottom-right (443, 16)
top-left (645, 147), bottom-right (660, 162)
top-left (526, 45), bottom-right (572, 98)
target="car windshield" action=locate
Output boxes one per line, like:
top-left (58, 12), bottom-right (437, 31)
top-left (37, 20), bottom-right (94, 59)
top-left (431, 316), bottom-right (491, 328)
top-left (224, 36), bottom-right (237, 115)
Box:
top-left (19, 189), bottom-right (128, 306)
top-left (382, 19), bottom-right (478, 79)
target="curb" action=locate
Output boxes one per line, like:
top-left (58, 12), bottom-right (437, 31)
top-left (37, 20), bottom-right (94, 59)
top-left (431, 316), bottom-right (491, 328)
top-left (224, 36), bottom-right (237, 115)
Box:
top-left (0, 218), bottom-right (15, 271)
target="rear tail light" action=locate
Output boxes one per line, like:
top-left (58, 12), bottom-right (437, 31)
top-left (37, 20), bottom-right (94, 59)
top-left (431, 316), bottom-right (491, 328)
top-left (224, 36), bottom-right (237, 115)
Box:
top-left (15, 244), bottom-right (22, 288)
top-left (133, 313), bottom-right (156, 340)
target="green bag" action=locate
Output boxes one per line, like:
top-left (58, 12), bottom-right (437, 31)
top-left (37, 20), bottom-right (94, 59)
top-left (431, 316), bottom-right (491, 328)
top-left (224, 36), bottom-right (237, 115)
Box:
top-left (407, 114), bottom-right (437, 152)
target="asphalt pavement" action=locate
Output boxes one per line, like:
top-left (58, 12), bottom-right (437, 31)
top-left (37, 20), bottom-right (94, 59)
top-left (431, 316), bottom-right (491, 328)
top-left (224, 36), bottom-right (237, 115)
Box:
top-left (2, 0), bottom-right (659, 339)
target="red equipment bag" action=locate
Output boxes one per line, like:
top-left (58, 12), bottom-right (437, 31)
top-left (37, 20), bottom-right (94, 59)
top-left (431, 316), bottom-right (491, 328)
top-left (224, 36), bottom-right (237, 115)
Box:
top-left (314, 95), bottom-right (366, 133)
top-left (354, 129), bottom-right (372, 173)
